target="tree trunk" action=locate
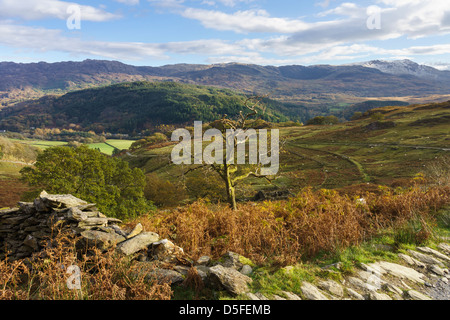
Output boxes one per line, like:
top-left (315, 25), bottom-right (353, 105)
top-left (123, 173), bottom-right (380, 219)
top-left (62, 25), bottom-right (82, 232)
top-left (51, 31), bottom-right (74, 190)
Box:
top-left (224, 164), bottom-right (237, 210)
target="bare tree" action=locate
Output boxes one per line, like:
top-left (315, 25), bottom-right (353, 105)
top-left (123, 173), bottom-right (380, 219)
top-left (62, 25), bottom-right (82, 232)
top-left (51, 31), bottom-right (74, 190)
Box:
top-left (185, 95), bottom-right (279, 210)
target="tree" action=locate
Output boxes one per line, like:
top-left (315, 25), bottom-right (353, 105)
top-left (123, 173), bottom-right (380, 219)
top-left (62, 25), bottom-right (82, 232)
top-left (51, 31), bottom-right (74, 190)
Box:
top-left (20, 145), bottom-right (153, 219)
top-left (306, 115), bottom-right (340, 125)
top-left (370, 112), bottom-right (385, 121)
top-left (350, 111), bottom-right (363, 121)
top-left (183, 96), bottom-right (279, 210)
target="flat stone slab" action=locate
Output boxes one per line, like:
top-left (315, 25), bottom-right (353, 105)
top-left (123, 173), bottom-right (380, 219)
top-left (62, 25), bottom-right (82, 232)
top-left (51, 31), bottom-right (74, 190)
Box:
top-left (209, 264), bottom-right (253, 296)
top-left (417, 247), bottom-right (450, 263)
top-left (81, 230), bottom-right (126, 250)
top-left (300, 282), bottom-right (329, 300)
top-left (407, 250), bottom-right (444, 266)
top-left (318, 279), bottom-right (344, 297)
top-left (116, 232), bottom-right (160, 256)
top-left (371, 261), bottom-right (426, 284)
top-left (38, 191), bottom-right (88, 209)
top-left (407, 290), bottom-right (432, 300)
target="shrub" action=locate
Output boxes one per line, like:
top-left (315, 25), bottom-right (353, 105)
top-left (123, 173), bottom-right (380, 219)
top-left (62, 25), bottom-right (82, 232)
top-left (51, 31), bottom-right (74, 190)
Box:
top-left (0, 231), bottom-right (172, 300)
top-left (20, 145), bottom-right (154, 220)
top-left (134, 185), bottom-right (450, 266)
top-left (144, 173), bottom-right (187, 208)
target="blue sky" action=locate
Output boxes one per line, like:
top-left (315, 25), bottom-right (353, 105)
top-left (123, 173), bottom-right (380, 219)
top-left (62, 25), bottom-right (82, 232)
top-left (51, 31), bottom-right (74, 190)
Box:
top-left (1, 0), bottom-right (450, 68)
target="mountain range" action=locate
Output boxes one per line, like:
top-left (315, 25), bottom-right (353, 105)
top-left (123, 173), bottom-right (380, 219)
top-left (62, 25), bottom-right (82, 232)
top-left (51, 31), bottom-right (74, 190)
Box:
top-left (1, 59), bottom-right (450, 108)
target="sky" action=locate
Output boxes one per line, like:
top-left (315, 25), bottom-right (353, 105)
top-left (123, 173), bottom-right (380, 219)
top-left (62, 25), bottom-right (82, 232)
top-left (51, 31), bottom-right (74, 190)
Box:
top-left (1, 0), bottom-right (450, 68)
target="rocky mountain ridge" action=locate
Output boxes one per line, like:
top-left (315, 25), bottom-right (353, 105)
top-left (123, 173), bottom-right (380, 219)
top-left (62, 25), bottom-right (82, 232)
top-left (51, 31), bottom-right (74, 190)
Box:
top-left (2, 59), bottom-right (450, 107)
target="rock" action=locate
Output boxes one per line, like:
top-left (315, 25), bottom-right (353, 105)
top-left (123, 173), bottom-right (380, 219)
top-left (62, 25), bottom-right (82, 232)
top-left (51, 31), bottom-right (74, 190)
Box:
top-left (245, 293), bottom-right (260, 300)
top-left (280, 291), bottom-right (302, 300)
top-left (429, 264), bottom-right (446, 276)
top-left (370, 261), bottom-right (426, 284)
top-left (322, 262), bottom-right (343, 271)
top-left (255, 292), bottom-right (269, 300)
top-left (196, 256), bottom-right (211, 266)
top-left (65, 207), bottom-right (88, 221)
top-left (80, 230), bottom-right (126, 250)
top-left (38, 191), bottom-right (88, 209)
top-left (407, 250), bottom-right (444, 266)
top-left (382, 283), bottom-right (403, 296)
top-left (348, 276), bottom-right (379, 292)
top-left (369, 292), bottom-right (392, 300)
top-left (407, 290), bottom-right (432, 300)
top-left (356, 270), bottom-right (385, 288)
top-left (240, 265), bottom-right (253, 276)
top-left (438, 243), bottom-right (450, 255)
top-left (417, 247), bottom-right (450, 263)
top-left (126, 223), bottom-right (143, 239)
top-left (116, 232), bottom-right (159, 256)
top-left (23, 235), bottom-right (39, 251)
top-left (219, 251), bottom-right (244, 270)
top-left (300, 282), bottom-right (329, 300)
top-left (346, 288), bottom-right (365, 300)
top-left (173, 265), bottom-right (191, 276)
top-left (359, 263), bottom-right (383, 278)
top-left (398, 253), bottom-right (415, 266)
top-left (400, 280), bottom-right (412, 290)
top-left (318, 280), bottom-right (344, 297)
top-left (152, 239), bottom-right (185, 263)
top-left (209, 264), bottom-right (253, 296)
top-left (272, 295), bottom-right (286, 300)
top-left (77, 217), bottom-right (109, 229)
top-left (149, 269), bottom-right (184, 285)
top-left (110, 224), bottom-right (127, 237)
top-left (194, 266), bottom-right (210, 284)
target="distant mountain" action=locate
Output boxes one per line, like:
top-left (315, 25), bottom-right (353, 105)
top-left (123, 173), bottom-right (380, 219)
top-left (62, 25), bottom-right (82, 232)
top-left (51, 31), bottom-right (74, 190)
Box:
top-left (1, 59), bottom-right (450, 108)
top-left (355, 59), bottom-right (450, 82)
top-left (0, 81), bottom-right (290, 134)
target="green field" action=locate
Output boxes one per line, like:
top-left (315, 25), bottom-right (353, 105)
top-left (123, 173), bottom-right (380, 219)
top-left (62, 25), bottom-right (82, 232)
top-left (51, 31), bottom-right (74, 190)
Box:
top-left (8, 139), bottom-right (68, 149)
top-left (6, 138), bottom-right (135, 155)
top-left (88, 140), bottom-right (135, 155)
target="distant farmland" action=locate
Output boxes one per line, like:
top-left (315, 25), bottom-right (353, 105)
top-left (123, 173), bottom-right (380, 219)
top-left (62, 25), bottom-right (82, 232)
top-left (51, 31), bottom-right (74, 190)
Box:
top-left (88, 140), bottom-right (135, 155)
top-left (7, 138), bottom-right (135, 155)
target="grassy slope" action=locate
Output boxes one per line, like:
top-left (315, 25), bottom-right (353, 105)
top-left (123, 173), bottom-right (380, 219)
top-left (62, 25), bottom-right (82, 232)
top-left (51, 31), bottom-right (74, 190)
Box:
top-left (124, 101), bottom-right (450, 199)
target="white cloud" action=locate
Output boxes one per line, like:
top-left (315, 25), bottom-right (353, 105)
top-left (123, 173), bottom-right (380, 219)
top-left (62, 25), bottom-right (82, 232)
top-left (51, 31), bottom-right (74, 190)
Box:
top-left (0, 22), bottom-right (245, 61)
top-left (0, 0), bottom-right (119, 21)
top-left (114, 0), bottom-right (140, 5)
top-left (181, 8), bottom-right (309, 33)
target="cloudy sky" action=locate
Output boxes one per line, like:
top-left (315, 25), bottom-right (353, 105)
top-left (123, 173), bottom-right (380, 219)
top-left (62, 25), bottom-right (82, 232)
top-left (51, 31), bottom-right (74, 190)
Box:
top-left (1, 0), bottom-right (450, 68)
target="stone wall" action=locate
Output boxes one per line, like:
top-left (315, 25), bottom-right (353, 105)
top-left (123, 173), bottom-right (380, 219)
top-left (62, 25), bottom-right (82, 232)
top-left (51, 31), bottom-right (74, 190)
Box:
top-left (0, 191), bottom-right (126, 260)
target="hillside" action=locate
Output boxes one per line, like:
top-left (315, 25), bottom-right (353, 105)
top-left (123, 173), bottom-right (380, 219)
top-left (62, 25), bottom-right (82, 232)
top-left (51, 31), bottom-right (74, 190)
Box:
top-left (0, 81), bottom-right (289, 133)
top-left (123, 100), bottom-right (450, 205)
top-left (2, 59), bottom-right (450, 108)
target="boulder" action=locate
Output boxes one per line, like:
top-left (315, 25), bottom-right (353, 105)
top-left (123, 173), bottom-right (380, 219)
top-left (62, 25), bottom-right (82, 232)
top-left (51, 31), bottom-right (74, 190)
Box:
top-left (369, 292), bottom-right (392, 300)
top-left (126, 223), bottom-right (143, 239)
top-left (300, 282), bottom-right (329, 300)
top-left (80, 230), bottom-right (126, 250)
top-left (407, 290), bottom-right (432, 300)
top-left (209, 264), bottom-right (253, 296)
top-left (38, 191), bottom-right (88, 209)
top-left (116, 232), bottom-right (159, 256)
top-left (318, 279), bottom-right (344, 297)
top-left (407, 250), bottom-right (444, 266)
top-left (417, 247), bottom-right (450, 263)
top-left (151, 239), bottom-right (185, 264)
top-left (370, 261), bottom-right (426, 284)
